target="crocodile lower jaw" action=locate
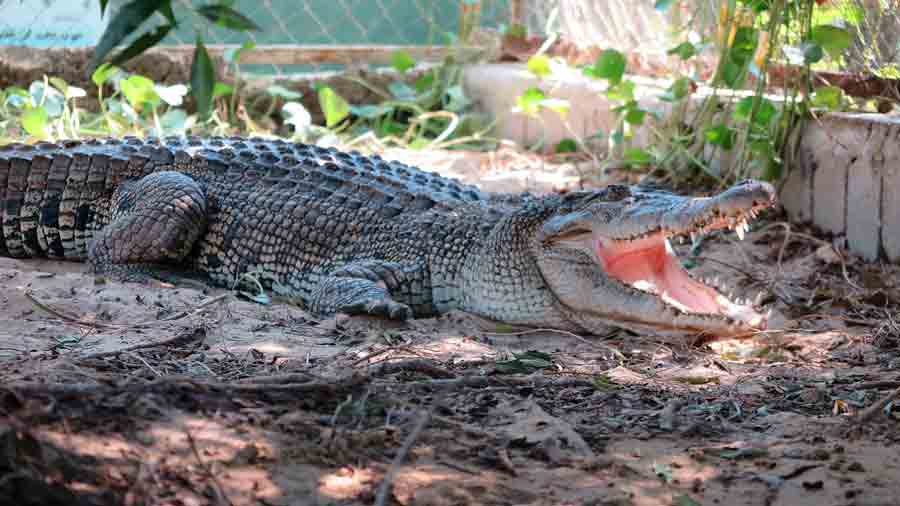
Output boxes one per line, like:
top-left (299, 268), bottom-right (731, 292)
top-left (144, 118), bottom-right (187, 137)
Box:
top-left (595, 226), bottom-right (764, 329)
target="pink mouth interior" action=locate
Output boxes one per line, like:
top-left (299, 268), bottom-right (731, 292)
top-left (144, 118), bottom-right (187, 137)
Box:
top-left (594, 233), bottom-right (763, 326)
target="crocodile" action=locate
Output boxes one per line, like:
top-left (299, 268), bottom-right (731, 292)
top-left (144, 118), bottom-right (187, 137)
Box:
top-left (0, 136), bottom-right (776, 339)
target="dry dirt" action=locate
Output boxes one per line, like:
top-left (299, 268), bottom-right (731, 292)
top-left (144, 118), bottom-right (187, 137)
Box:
top-left (2, 150), bottom-right (900, 506)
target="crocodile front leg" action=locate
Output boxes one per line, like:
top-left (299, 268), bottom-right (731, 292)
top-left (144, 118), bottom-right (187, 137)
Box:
top-left (308, 260), bottom-right (428, 320)
top-left (88, 171), bottom-right (207, 282)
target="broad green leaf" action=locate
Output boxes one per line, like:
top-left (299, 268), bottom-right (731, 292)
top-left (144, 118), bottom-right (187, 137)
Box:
top-left (783, 43), bottom-right (824, 65)
top-left (282, 101), bottom-right (312, 132)
top-left (811, 24), bottom-right (852, 59)
top-left (539, 97), bottom-right (570, 116)
top-left (673, 495), bottom-right (702, 506)
top-left (318, 86), bottom-right (350, 127)
top-left (266, 84), bottom-right (303, 100)
top-left (238, 291), bottom-right (271, 305)
top-left (527, 54), bottom-right (552, 77)
top-left (660, 77), bottom-right (692, 102)
top-left (555, 138), bottom-right (578, 153)
top-left (196, 4), bottom-right (261, 31)
top-left (654, 0), bottom-right (674, 11)
top-left (733, 96), bottom-right (777, 125)
top-left (667, 41), bottom-right (697, 60)
top-left (391, 50), bottom-right (416, 73)
top-left (611, 129), bottom-right (624, 146)
top-left (504, 23), bottom-right (527, 39)
top-left (721, 61), bottom-right (746, 89)
top-left (66, 86), bottom-right (87, 99)
top-left (91, 0), bottom-right (167, 68)
top-left (704, 124), bottom-right (736, 150)
top-left (584, 49), bottom-right (626, 84)
top-left (624, 148), bottom-right (652, 166)
top-left (5, 87), bottom-right (30, 109)
top-left (515, 87), bottom-right (546, 115)
top-left (740, 0), bottom-right (770, 13)
top-left (158, 1), bottom-right (176, 24)
top-left (803, 42), bottom-right (824, 64)
top-left (224, 40), bottom-right (256, 64)
top-left (30, 81), bottom-right (65, 117)
top-left (120, 75), bottom-right (159, 110)
top-left (91, 63), bottom-right (120, 88)
top-left (607, 80), bottom-right (635, 101)
top-left (155, 84), bottom-right (188, 106)
top-left (760, 155), bottom-right (782, 181)
top-left (444, 85), bottom-right (470, 112)
top-left (350, 103), bottom-right (393, 119)
top-left (388, 81), bottom-right (416, 101)
top-left (717, 447), bottom-right (768, 460)
top-left (159, 108), bottom-right (188, 132)
top-left (414, 70), bottom-right (436, 93)
top-left (191, 39), bottom-right (216, 119)
top-left (49, 77), bottom-right (68, 96)
top-left (812, 86), bottom-right (844, 110)
top-left (653, 462), bottom-right (674, 483)
top-left (21, 106), bottom-right (49, 138)
top-left (729, 26), bottom-right (758, 67)
top-left (213, 82), bottom-right (234, 99)
top-left (495, 350), bottom-right (553, 374)
top-left (625, 107), bottom-right (646, 125)
top-left (110, 23), bottom-right (174, 66)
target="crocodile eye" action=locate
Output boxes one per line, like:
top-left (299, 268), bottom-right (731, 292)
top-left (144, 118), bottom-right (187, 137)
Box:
top-left (602, 185), bottom-right (631, 201)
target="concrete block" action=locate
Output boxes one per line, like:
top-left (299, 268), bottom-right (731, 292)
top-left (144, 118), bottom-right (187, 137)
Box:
top-left (881, 127), bottom-right (900, 262)
top-left (781, 140), bottom-right (814, 224)
top-left (811, 122), bottom-right (849, 235)
top-left (847, 125), bottom-right (889, 261)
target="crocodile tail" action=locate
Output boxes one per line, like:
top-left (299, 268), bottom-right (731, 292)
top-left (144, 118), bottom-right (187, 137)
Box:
top-left (0, 139), bottom-right (156, 260)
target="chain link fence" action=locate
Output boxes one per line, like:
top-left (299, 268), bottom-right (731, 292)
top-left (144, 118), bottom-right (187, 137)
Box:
top-left (0, 1), bottom-right (897, 79)
top-left (159, 0), bottom-right (514, 75)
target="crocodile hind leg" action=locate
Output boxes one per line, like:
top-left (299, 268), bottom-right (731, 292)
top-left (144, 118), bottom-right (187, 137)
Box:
top-left (88, 171), bottom-right (207, 283)
top-left (308, 261), bottom-right (426, 320)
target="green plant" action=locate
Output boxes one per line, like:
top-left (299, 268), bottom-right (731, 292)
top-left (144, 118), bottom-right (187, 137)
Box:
top-left (513, 0), bottom-right (860, 186)
top-left (93, 0), bottom-right (260, 119)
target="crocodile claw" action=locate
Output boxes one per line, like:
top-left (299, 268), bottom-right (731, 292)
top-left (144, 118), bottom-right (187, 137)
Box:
top-left (340, 298), bottom-right (413, 321)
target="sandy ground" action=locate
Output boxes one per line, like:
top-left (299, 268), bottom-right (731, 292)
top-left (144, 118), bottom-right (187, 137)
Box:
top-left (2, 149), bottom-right (900, 506)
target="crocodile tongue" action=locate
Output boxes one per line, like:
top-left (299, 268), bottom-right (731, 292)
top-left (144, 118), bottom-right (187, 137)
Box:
top-left (594, 233), bottom-right (764, 328)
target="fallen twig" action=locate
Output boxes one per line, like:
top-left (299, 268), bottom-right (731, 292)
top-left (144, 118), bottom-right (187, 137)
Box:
top-left (4, 374), bottom-right (368, 400)
top-left (659, 399), bottom-right (684, 432)
top-left (374, 403), bottom-right (436, 506)
top-left (78, 327), bottom-right (207, 360)
top-left (24, 290), bottom-right (229, 330)
top-left (367, 358), bottom-right (456, 379)
top-left (857, 384), bottom-right (900, 423)
top-left (483, 327), bottom-right (626, 360)
top-left (391, 374), bottom-right (597, 391)
top-left (236, 372), bottom-right (317, 384)
top-left (184, 426), bottom-right (235, 506)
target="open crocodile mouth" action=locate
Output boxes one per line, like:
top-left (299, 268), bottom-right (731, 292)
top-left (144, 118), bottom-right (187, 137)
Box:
top-left (594, 205), bottom-right (768, 329)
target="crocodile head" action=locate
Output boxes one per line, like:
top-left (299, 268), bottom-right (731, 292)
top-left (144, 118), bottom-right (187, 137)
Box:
top-left (535, 180), bottom-right (777, 340)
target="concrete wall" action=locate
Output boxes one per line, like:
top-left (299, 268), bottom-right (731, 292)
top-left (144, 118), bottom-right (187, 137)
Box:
top-left (783, 113), bottom-right (900, 262)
